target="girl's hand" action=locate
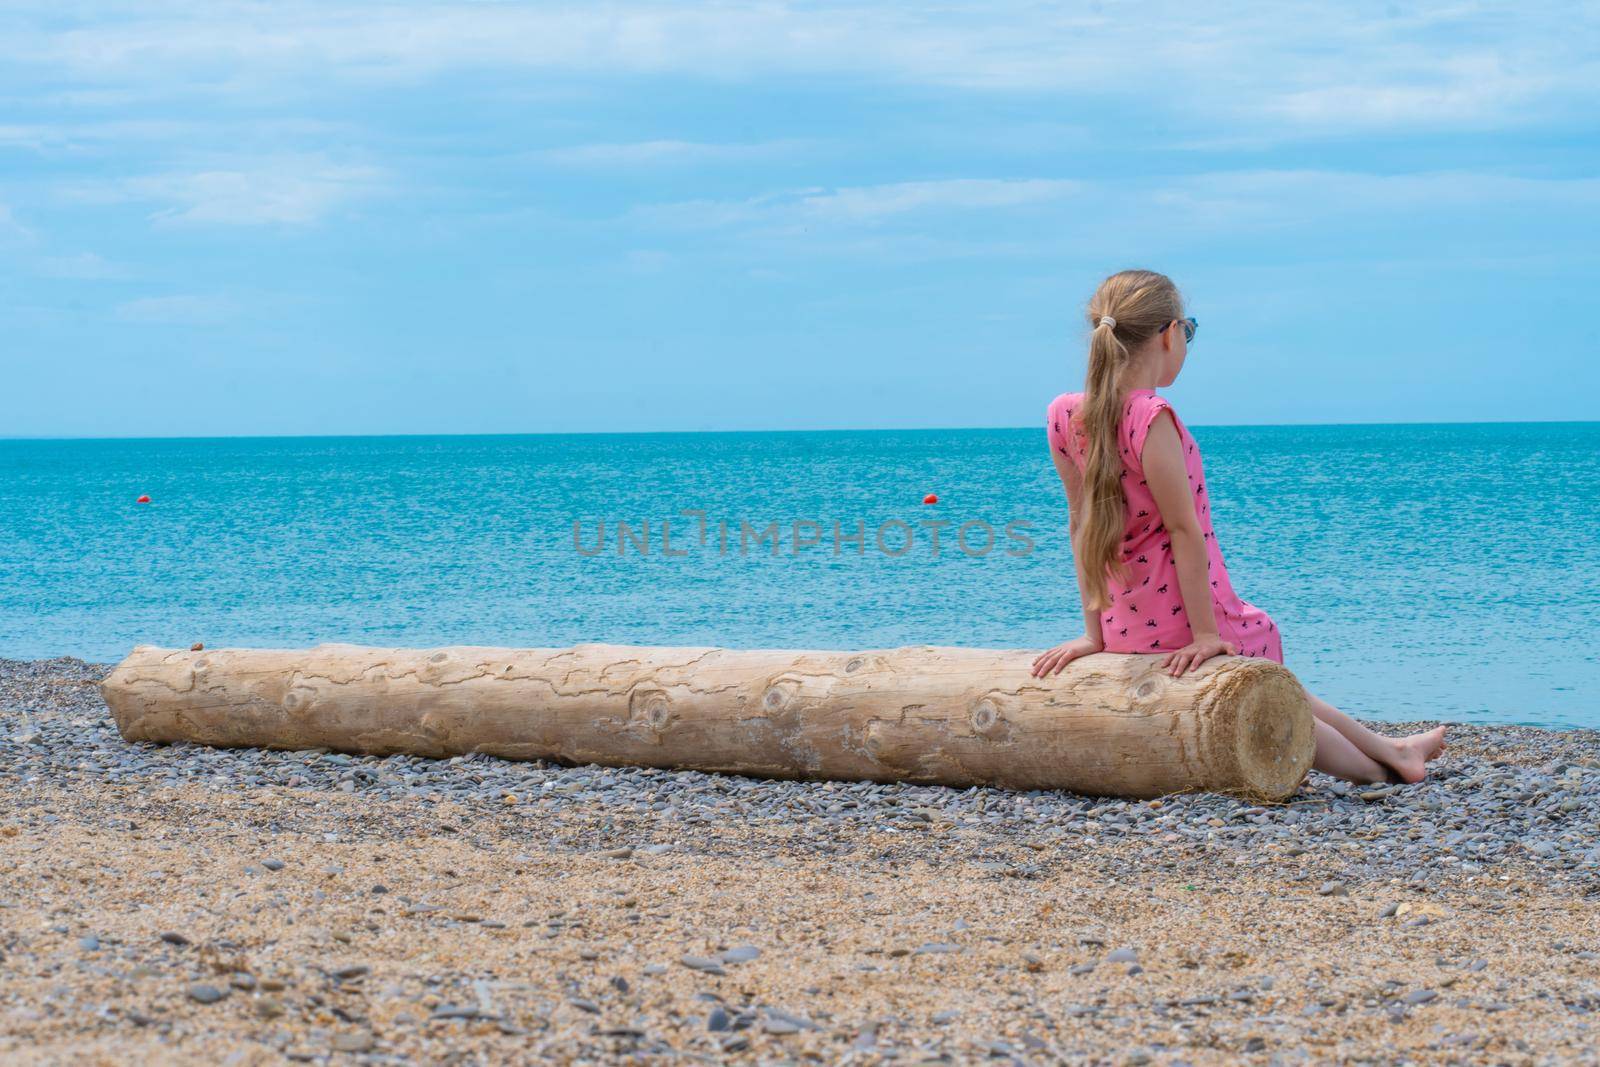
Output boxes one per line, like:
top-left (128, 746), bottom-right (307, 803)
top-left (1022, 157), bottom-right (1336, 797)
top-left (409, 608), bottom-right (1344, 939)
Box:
top-left (1161, 634), bottom-right (1239, 676)
top-left (1030, 635), bottom-right (1104, 677)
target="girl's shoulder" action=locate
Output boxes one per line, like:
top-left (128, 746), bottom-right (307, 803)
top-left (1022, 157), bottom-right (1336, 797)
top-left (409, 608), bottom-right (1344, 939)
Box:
top-left (1046, 391), bottom-right (1086, 457)
top-left (1047, 391), bottom-right (1083, 417)
top-left (1134, 389), bottom-right (1183, 426)
top-left (1123, 390), bottom-right (1185, 466)
top-left (1049, 389), bottom-right (1175, 427)
top-left (1048, 389), bottom-right (1184, 465)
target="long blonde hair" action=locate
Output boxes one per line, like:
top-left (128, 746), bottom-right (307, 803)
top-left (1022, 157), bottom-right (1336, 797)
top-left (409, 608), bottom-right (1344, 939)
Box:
top-left (1073, 269), bottom-right (1184, 611)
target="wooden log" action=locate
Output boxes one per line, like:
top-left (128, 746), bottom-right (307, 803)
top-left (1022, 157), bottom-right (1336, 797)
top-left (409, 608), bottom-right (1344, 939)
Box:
top-left (101, 643), bottom-right (1315, 800)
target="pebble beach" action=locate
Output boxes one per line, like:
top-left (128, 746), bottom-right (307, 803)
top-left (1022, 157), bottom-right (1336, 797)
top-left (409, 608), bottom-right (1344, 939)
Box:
top-left (3, 657), bottom-right (1599, 1065)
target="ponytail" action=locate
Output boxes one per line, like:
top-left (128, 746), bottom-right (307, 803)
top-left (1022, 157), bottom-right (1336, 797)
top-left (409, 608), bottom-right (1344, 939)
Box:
top-left (1071, 269), bottom-right (1184, 611)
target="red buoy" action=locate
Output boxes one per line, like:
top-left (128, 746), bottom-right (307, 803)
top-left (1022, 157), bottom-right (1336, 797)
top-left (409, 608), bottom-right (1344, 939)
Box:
top-left (922, 493), bottom-right (938, 505)
top-left (136, 494), bottom-right (151, 504)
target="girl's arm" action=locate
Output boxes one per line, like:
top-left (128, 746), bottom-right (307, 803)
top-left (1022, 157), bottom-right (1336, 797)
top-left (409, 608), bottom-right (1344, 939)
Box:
top-left (1141, 410), bottom-right (1238, 675)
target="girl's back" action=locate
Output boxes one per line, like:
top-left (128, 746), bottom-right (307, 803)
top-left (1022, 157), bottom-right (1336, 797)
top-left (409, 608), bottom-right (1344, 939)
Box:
top-left (1047, 387), bottom-right (1282, 661)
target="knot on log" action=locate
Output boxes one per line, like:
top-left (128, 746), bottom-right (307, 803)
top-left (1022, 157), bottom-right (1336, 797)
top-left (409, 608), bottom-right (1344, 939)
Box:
top-left (762, 686), bottom-right (790, 712)
top-left (628, 687), bottom-right (674, 734)
top-left (282, 686), bottom-right (317, 716)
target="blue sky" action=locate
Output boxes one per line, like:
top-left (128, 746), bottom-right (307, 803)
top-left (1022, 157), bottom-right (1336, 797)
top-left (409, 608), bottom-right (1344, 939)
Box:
top-left (2, 2), bottom-right (1597, 437)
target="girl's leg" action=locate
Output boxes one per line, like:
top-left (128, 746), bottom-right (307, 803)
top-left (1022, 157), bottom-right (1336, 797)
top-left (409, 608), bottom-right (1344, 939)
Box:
top-left (1311, 718), bottom-right (1389, 785)
top-left (1307, 691), bottom-right (1447, 784)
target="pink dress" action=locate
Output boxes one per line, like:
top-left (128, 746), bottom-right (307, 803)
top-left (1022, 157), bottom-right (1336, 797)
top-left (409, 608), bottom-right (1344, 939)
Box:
top-left (1046, 388), bottom-right (1283, 663)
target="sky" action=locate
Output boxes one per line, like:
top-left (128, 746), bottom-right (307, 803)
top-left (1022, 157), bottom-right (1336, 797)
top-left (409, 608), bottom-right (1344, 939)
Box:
top-left (2, 1), bottom-right (1598, 437)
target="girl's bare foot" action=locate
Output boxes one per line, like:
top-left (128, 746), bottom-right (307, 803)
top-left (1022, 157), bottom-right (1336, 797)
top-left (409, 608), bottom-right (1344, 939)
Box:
top-left (1383, 725), bottom-right (1448, 784)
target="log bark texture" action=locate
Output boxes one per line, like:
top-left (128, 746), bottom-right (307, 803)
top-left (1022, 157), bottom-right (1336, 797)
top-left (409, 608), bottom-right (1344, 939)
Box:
top-left (101, 643), bottom-right (1315, 800)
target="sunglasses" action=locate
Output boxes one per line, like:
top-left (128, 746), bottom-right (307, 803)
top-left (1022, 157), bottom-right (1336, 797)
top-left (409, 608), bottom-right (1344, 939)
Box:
top-left (1159, 317), bottom-right (1198, 344)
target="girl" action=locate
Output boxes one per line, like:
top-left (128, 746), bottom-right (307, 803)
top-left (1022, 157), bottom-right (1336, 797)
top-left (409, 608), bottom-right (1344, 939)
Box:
top-left (1030, 269), bottom-right (1446, 785)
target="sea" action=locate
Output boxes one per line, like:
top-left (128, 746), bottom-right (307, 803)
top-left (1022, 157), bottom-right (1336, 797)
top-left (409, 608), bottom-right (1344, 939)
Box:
top-left (2, 422), bottom-right (1595, 728)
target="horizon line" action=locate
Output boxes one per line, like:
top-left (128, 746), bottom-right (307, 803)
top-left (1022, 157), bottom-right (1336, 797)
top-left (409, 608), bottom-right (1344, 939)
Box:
top-left (1, 415), bottom-right (1597, 444)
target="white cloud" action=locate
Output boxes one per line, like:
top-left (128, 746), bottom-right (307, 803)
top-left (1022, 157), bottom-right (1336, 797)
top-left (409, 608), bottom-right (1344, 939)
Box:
top-left (640, 178), bottom-right (1082, 231)
top-left (40, 251), bottom-right (129, 279)
top-left (540, 139), bottom-right (806, 169)
top-left (621, 168), bottom-right (1600, 263)
top-left (115, 294), bottom-right (235, 325)
top-left (0, 203), bottom-right (42, 252)
top-left (804, 179), bottom-right (1082, 221)
top-left (0, 203), bottom-right (25, 237)
top-left (0, 117), bottom-right (349, 153)
top-left (0, 125), bottom-right (51, 152)
top-left (1265, 54), bottom-right (1559, 127)
top-left (67, 157), bottom-right (384, 226)
top-left (1, 203), bottom-right (130, 278)
top-left (1154, 169), bottom-right (1600, 227)
top-left (7, 2), bottom-right (1596, 133)
top-left (622, 249), bottom-right (672, 273)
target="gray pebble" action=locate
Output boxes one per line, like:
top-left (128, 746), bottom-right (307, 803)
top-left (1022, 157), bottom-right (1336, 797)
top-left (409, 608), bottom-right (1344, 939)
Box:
top-left (431, 1003), bottom-right (479, 1019)
top-left (187, 983), bottom-right (227, 1004)
top-left (331, 1031), bottom-right (374, 1053)
top-left (914, 942), bottom-right (962, 955)
top-left (679, 955), bottom-right (726, 975)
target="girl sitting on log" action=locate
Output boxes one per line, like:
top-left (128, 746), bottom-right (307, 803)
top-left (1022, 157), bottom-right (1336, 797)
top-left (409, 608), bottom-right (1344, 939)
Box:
top-left (1032, 269), bottom-right (1447, 786)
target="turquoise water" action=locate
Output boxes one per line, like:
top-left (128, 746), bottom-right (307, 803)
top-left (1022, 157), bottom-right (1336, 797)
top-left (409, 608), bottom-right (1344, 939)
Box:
top-left (2, 423), bottom-right (1595, 728)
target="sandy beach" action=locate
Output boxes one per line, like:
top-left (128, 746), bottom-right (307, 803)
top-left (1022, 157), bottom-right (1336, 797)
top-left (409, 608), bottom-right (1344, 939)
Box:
top-left (3, 657), bottom-right (1598, 1065)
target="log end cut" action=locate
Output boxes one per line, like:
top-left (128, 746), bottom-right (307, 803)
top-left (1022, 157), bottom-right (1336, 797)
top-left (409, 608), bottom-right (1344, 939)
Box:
top-left (1206, 658), bottom-right (1316, 802)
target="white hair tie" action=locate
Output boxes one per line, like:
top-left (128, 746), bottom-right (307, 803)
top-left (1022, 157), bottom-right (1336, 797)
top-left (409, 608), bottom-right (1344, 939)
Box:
top-left (1098, 315), bottom-right (1116, 329)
